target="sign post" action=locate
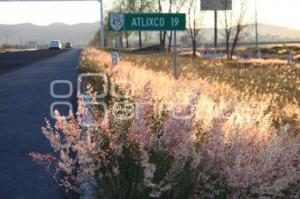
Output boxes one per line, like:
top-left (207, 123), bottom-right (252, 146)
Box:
top-left (214, 10), bottom-right (218, 49)
top-left (112, 51), bottom-right (119, 68)
top-left (255, 0), bottom-right (259, 58)
top-left (173, 31), bottom-right (177, 79)
top-left (109, 13), bottom-right (186, 79)
top-left (99, 0), bottom-right (104, 49)
top-left (201, 0), bottom-right (232, 49)
top-left (118, 31), bottom-right (122, 55)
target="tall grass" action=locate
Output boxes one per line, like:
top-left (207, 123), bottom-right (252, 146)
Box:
top-left (121, 51), bottom-right (300, 128)
top-left (31, 48), bottom-right (300, 198)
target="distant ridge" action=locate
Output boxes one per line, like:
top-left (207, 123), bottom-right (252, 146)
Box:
top-left (197, 23), bottom-right (300, 42)
top-left (0, 22), bottom-right (99, 46)
top-left (1, 22), bottom-right (300, 46)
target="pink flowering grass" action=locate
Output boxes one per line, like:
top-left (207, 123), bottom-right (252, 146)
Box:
top-left (31, 48), bottom-right (300, 199)
top-left (31, 84), bottom-right (203, 198)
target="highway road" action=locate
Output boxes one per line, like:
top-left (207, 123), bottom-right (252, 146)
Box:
top-left (0, 49), bottom-right (81, 198)
top-left (0, 49), bottom-right (68, 76)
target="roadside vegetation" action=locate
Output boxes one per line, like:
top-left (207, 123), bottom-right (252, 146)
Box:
top-left (30, 0), bottom-right (300, 198)
top-left (248, 45), bottom-right (300, 61)
top-left (32, 48), bottom-right (300, 198)
top-left (122, 51), bottom-right (300, 128)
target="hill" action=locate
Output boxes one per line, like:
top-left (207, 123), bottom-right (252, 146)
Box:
top-left (0, 22), bottom-right (99, 47)
top-left (193, 23), bottom-right (300, 43)
top-left (1, 22), bottom-right (300, 47)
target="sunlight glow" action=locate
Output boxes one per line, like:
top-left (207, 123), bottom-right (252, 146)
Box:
top-left (0, 0), bottom-right (299, 30)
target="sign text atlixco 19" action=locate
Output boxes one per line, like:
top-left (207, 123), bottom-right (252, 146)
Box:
top-left (109, 13), bottom-right (186, 32)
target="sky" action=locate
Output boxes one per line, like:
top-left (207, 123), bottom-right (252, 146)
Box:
top-left (0, 0), bottom-right (299, 30)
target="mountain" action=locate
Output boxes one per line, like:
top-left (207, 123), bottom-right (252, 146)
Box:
top-left (0, 22), bottom-right (99, 46)
top-left (1, 22), bottom-right (300, 47)
top-left (240, 23), bottom-right (300, 41)
top-left (127, 23), bottom-right (300, 47)
top-left (190, 23), bottom-right (300, 42)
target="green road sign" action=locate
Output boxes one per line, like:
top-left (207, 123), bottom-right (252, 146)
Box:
top-left (109, 13), bottom-right (186, 31)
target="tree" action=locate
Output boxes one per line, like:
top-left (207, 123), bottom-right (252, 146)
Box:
top-left (187, 0), bottom-right (203, 58)
top-left (165, 0), bottom-right (185, 53)
top-left (156, 0), bottom-right (184, 51)
top-left (126, 0), bottom-right (153, 48)
top-left (137, 0), bottom-right (153, 48)
top-left (112, 0), bottom-right (130, 48)
top-left (111, 0), bottom-right (153, 48)
top-left (180, 34), bottom-right (190, 47)
top-left (158, 0), bottom-right (166, 48)
top-left (223, 0), bottom-right (248, 60)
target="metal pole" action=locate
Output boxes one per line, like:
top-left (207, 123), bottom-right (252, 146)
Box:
top-left (214, 10), bottom-right (218, 50)
top-left (118, 31), bottom-right (122, 56)
top-left (99, 0), bottom-right (105, 48)
top-left (115, 32), bottom-right (117, 48)
top-left (255, 0), bottom-right (259, 57)
top-left (173, 31), bottom-right (177, 80)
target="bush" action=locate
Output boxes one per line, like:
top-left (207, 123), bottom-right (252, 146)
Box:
top-left (31, 48), bottom-right (300, 198)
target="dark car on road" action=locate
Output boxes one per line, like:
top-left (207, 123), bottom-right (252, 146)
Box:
top-left (65, 42), bottom-right (72, 49)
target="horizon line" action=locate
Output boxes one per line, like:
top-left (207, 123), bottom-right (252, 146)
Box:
top-left (1, 22), bottom-right (300, 31)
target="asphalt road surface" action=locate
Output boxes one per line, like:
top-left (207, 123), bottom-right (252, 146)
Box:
top-left (0, 49), bottom-right (81, 198)
top-left (0, 49), bottom-right (67, 76)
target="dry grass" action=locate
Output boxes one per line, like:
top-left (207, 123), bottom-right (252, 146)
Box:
top-left (80, 48), bottom-right (300, 129)
top-left (76, 48), bottom-right (300, 198)
top-left (122, 52), bottom-right (300, 99)
top-left (30, 47), bottom-right (300, 198)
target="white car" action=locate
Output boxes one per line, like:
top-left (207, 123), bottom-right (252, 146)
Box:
top-left (48, 40), bottom-right (62, 50)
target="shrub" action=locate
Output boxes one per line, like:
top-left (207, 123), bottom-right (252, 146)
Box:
top-left (31, 48), bottom-right (300, 198)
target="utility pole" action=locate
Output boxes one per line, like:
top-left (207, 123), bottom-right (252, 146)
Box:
top-left (99, 0), bottom-right (105, 48)
top-left (214, 10), bottom-right (218, 50)
top-left (255, 0), bottom-right (259, 57)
